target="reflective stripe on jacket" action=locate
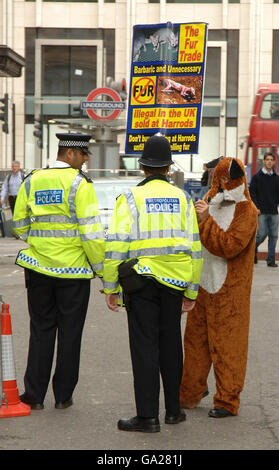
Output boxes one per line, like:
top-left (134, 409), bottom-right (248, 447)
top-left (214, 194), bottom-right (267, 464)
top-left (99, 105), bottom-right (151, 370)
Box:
top-left (13, 167), bottom-right (105, 279)
top-left (103, 178), bottom-right (203, 300)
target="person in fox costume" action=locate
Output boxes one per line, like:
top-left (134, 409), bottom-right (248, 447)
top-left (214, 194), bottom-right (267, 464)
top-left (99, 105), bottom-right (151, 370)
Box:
top-left (180, 157), bottom-right (258, 418)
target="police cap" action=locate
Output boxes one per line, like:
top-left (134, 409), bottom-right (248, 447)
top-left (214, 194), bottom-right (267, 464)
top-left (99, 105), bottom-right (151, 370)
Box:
top-left (138, 134), bottom-right (174, 167)
top-left (56, 133), bottom-right (92, 155)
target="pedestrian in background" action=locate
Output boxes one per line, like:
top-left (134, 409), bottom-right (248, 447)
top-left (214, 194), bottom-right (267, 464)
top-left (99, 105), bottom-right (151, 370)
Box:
top-left (249, 152), bottom-right (279, 267)
top-left (104, 135), bottom-right (203, 433)
top-left (0, 161), bottom-right (24, 214)
top-left (13, 133), bottom-right (105, 410)
top-left (270, 102), bottom-right (279, 119)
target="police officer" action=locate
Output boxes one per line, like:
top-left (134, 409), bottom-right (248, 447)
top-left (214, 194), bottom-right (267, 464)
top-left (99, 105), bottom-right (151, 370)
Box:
top-left (13, 133), bottom-right (105, 410)
top-left (103, 135), bottom-right (203, 432)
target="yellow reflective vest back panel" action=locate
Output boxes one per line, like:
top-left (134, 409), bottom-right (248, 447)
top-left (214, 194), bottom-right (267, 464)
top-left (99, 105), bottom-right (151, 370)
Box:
top-left (103, 178), bottom-right (203, 299)
top-left (13, 167), bottom-right (105, 279)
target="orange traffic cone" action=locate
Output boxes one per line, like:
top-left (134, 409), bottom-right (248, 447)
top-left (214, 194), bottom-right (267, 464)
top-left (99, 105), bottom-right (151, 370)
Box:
top-left (0, 303), bottom-right (30, 418)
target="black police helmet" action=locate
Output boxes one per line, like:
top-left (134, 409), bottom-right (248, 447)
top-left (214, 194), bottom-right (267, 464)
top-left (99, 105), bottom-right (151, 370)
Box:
top-left (138, 135), bottom-right (174, 167)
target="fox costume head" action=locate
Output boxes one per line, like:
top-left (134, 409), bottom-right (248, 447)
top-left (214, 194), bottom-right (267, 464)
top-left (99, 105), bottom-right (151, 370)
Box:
top-left (206, 157), bottom-right (251, 205)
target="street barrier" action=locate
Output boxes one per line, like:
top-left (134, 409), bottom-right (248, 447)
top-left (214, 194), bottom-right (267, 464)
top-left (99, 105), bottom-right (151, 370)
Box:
top-left (0, 302), bottom-right (30, 418)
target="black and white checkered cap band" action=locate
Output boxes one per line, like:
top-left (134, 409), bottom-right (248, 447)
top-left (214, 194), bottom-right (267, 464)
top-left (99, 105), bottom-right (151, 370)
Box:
top-left (58, 140), bottom-right (89, 148)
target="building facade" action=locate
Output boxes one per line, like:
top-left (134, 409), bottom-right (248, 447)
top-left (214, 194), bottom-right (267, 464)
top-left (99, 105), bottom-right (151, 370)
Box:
top-left (0, 0), bottom-right (279, 173)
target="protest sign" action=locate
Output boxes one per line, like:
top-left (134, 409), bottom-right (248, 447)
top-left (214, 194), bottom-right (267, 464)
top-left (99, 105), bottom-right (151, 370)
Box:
top-left (125, 22), bottom-right (208, 155)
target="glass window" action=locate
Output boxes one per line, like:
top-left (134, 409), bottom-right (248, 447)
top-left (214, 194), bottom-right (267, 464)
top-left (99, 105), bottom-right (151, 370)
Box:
top-left (204, 47), bottom-right (221, 98)
top-left (247, 146), bottom-right (253, 166)
top-left (43, 0), bottom-right (97, 2)
top-left (41, 46), bottom-right (97, 96)
top-left (260, 94), bottom-right (279, 119)
top-left (26, 0), bottom-right (98, 2)
top-left (227, 30), bottom-right (239, 98)
top-left (25, 28), bottom-right (115, 97)
top-left (42, 45), bottom-right (97, 96)
top-left (272, 31), bottom-right (279, 82)
top-left (166, 0), bottom-right (222, 3)
top-left (25, 29), bottom-right (36, 95)
top-left (71, 46), bottom-right (97, 95)
top-left (42, 46), bottom-right (69, 96)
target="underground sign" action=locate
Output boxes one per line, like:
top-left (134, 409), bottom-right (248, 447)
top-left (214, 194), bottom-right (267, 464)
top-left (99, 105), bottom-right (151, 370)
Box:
top-left (81, 87), bottom-right (125, 121)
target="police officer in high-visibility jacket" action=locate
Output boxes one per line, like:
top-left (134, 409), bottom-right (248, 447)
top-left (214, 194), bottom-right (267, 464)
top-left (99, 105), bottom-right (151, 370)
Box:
top-left (104, 135), bottom-right (203, 433)
top-left (13, 133), bottom-right (105, 410)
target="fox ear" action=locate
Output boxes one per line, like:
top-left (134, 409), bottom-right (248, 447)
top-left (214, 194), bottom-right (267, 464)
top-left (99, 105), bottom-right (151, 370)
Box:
top-left (229, 159), bottom-right (244, 179)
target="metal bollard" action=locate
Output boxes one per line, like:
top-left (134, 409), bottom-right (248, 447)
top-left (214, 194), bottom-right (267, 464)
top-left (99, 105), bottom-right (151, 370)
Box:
top-left (172, 170), bottom-right (185, 190)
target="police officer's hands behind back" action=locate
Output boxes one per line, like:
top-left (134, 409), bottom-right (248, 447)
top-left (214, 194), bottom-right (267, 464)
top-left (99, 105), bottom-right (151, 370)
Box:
top-left (181, 298), bottom-right (196, 314)
top-left (106, 293), bottom-right (119, 312)
top-left (99, 277), bottom-right (104, 294)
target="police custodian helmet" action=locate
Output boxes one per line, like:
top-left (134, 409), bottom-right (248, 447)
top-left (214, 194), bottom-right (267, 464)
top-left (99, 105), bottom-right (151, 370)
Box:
top-left (138, 134), bottom-right (174, 167)
top-left (56, 133), bottom-right (92, 155)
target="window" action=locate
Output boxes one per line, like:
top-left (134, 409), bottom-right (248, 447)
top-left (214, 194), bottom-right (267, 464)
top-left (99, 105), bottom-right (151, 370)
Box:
top-left (204, 47), bottom-right (221, 98)
top-left (26, 0), bottom-right (97, 2)
top-left (25, 28), bottom-right (115, 97)
top-left (42, 45), bottom-right (97, 96)
top-left (260, 94), bottom-right (279, 120)
top-left (272, 31), bottom-right (279, 82)
top-left (166, 0), bottom-right (222, 3)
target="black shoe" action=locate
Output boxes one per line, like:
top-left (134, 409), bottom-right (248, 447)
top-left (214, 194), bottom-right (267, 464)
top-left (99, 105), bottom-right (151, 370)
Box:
top-left (20, 393), bottom-right (44, 410)
top-left (165, 410), bottom-right (186, 424)
top-left (208, 407), bottom-right (234, 418)
top-left (267, 262), bottom-right (278, 267)
top-left (55, 398), bottom-right (73, 409)
top-left (117, 416), bottom-right (160, 433)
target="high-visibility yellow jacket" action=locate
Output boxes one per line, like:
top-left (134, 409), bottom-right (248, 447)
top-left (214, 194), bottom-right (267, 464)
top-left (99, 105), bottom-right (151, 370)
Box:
top-left (13, 167), bottom-right (105, 279)
top-left (103, 176), bottom-right (203, 300)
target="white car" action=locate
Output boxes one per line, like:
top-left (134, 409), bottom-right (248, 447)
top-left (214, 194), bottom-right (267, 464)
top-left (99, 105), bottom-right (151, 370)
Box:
top-left (93, 176), bottom-right (143, 231)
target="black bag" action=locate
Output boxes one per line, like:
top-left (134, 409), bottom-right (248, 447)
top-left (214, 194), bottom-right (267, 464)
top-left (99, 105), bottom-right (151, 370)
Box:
top-left (118, 259), bottom-right (146, 294)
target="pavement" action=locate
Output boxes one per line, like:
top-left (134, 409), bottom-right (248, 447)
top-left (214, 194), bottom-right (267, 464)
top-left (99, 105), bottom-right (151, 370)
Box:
top-left (0, 236), bottom-right (279, 451)
top-left (0, 237), bottom-right (26, 265)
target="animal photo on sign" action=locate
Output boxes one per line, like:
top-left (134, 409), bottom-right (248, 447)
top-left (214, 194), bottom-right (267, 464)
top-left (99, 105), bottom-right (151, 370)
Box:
top-left (133, 26), bottom-right (179, 63)
top-left (157, 75), bottom-right (202, 105)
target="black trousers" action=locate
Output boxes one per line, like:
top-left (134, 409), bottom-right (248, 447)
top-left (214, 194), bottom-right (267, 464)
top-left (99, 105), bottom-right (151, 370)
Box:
top-left (8, 195), bottom-right (17, 214)
top-left (24, 269), bottom-right (90, 403)
top-left (126, 280), bottom-right (183, 418)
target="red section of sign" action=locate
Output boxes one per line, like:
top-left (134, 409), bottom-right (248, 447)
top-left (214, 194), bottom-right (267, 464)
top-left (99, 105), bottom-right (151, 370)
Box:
top-left (86, 87), bottom-right (122, 120)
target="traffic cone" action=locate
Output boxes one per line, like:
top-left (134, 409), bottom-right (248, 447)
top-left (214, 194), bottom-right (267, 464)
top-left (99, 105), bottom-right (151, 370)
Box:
top-left (0, 303), bottom-right (30, 418)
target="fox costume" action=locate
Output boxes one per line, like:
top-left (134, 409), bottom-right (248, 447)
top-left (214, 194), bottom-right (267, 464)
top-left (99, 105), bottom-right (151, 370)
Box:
top-left (180, 157), bottom-right (258, 416)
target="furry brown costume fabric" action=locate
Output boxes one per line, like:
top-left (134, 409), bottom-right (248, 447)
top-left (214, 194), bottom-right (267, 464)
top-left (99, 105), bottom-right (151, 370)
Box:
top-left (180, 157), bottom-right (258, 415)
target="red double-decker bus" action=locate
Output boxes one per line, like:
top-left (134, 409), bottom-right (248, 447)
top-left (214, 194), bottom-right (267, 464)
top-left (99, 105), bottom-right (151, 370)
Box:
top-left (244, 83), bottom-right (279, 182)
